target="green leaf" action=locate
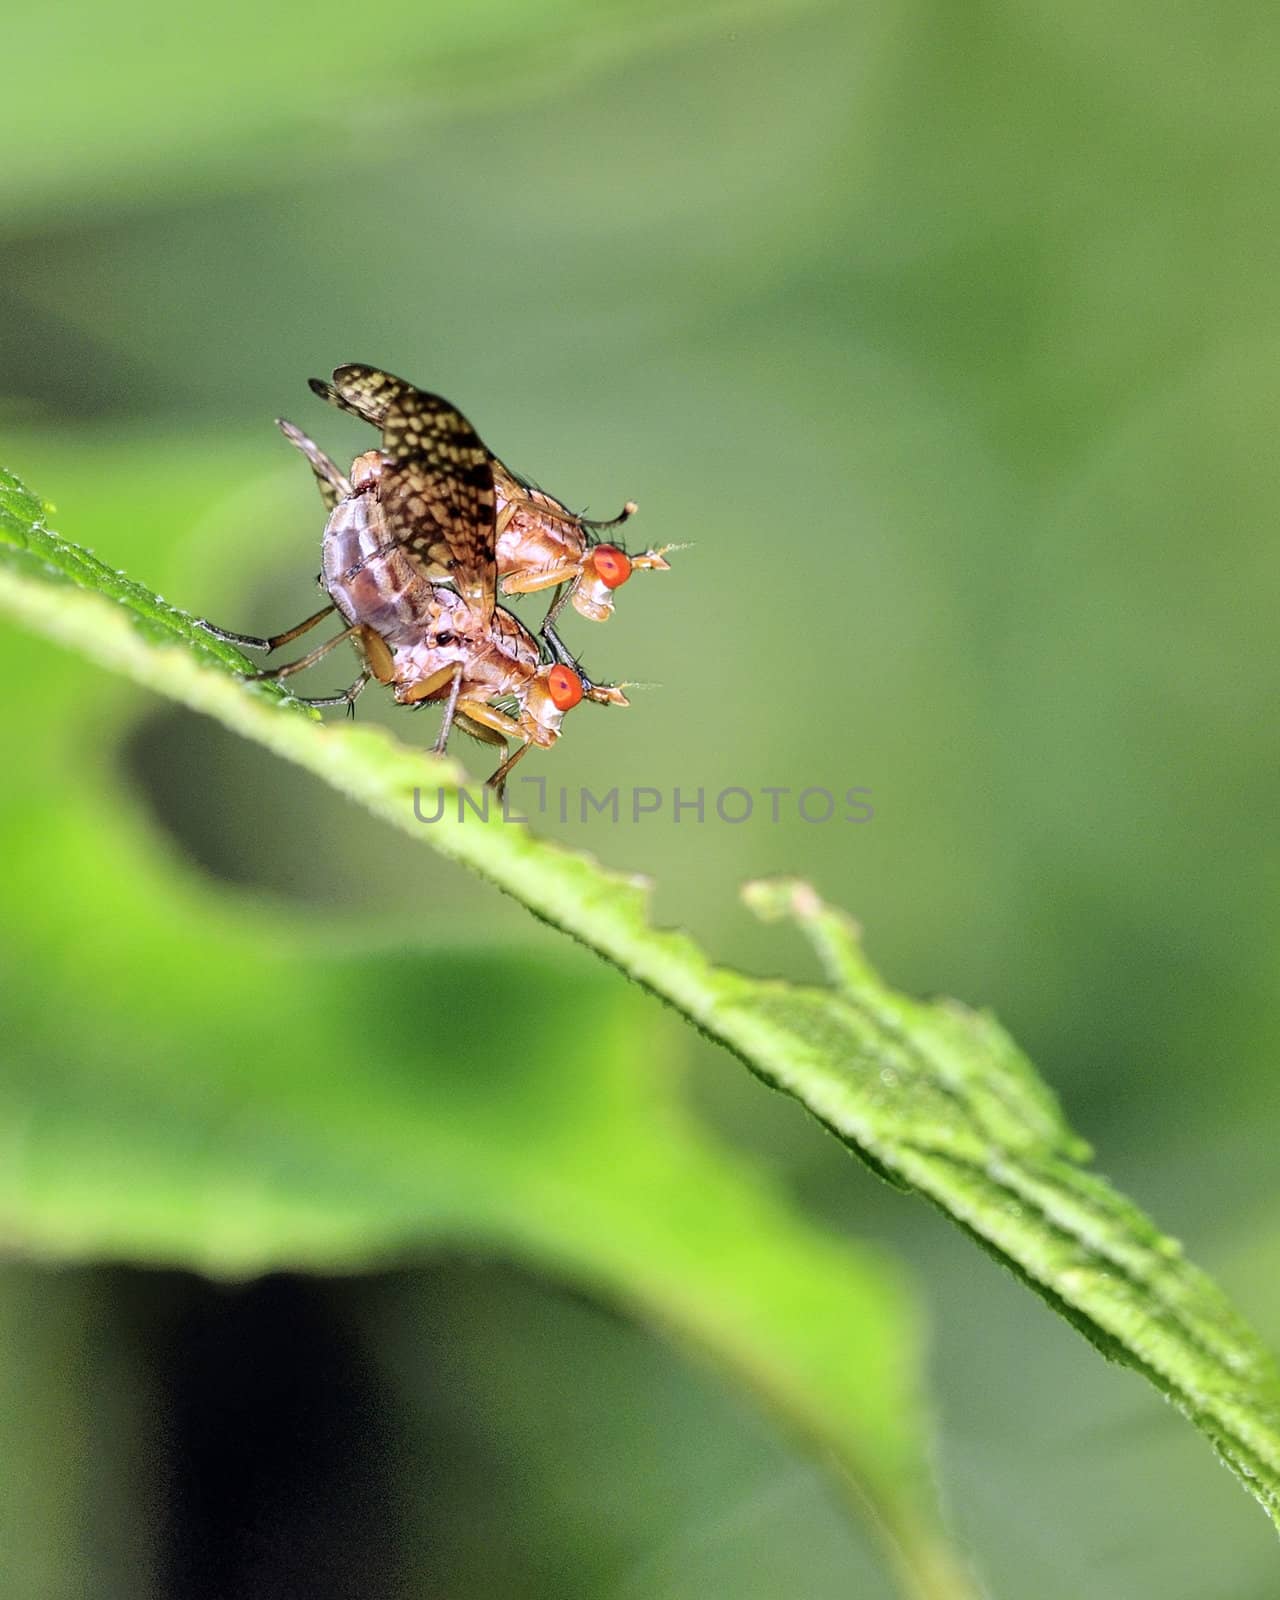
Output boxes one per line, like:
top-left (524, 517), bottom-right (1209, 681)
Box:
top-left (2, 465), bottom-right (1279, 1546)
top-left (0, 466), bottom-right (971, 1599)
top-left (0, 466), bottom-right (300, 691)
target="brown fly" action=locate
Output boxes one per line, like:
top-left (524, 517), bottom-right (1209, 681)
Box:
top-left (202, 376), bottom-right (627, 789)
top-left (307, 364), bottom-right (674, 646)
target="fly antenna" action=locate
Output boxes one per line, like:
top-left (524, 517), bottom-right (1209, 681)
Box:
top-left (582, 500), bottom-right (638, 533)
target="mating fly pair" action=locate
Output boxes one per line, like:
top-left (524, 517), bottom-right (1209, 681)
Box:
top-left (205, 365), bottom-right (671, 789)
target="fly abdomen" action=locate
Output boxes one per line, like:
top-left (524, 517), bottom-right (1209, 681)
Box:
top-left (321, 486), bottom-right (434, 641)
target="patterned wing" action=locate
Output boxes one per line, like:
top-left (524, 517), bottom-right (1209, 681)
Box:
top-left (308, 364), bottom-right (414, 428)
top-left (277, 419), bottom-right (349, 511)
top-left (379, 388), bottom-right (497, 619)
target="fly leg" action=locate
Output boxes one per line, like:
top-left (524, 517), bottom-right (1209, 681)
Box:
top-left (500, 563), bottom-right (583, 662)
top-left (199, 602), bottom-right (337, 654)
top-left (540, 589), bottom-right (574, 667)
top-left (292, 669), bottom-right (371, 712)
top-left (500, 570), bottom-right (582, 662)
top-left (243, 625), bottom-right (360, 683)
top-left (454, 713), bottom-right (515, 793)
top-left (500, 561), bottom-right (582, 598)
top-left (494, 498), bottom-right (520, 541)
top-left (433, 664), bottom-right (464, 755)
top-left (450, 701), bottom-right (529, 793)
top-left (398, 662), bottom-right (470, 755)
top-left (200, 419), bottom-right (349, 649)
top-left (484, 738), bottom-right (532, 793)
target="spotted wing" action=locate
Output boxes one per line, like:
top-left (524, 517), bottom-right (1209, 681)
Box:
top-left (277, 419), bottom-right (350, 511)
top-left (379, 388), bottom-right (497, 619)
top-left (308, 364), bottom-right (414, 428)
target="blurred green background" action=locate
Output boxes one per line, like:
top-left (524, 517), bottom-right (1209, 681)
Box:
top-left (3, 0), bottom-right (1280, 1594)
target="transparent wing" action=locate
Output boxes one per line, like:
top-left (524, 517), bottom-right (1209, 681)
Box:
top-left (490, 604), bottom-right (541, 669)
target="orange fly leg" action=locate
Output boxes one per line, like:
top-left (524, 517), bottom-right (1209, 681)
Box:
top-left (359, 626), bottom-right (396, 684)
top-left (398, 661), bottom-right (468, 753)
top-left (453, 697), bottom-right (523, 743)
top-left (456, 711), bottom-right (511, 755)
top-left (450, 698), bottom-right (531, 791)
top-left (494, 497), bottom-right (521, 541)
top-left (499, 560), bottom-right (583, 597)
top-left (484, 737), bottom-right (533, 793)
top-left (399, 662), bottom-right (465, 704)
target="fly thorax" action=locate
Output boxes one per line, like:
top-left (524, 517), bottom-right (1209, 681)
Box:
top-left (350, 450), bottom-right (382, 491)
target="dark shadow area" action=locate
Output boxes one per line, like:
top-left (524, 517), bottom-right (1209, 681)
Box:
top-left (2, 1256), bottom-right (890, 1600)
top-left (122, 701), bottom-right (345, 902)
top-left (152, 1273), bottom-right (403, 1600)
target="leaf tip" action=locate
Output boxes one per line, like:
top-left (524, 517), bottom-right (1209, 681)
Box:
top-left (742, 875), bottom-right (848, 929)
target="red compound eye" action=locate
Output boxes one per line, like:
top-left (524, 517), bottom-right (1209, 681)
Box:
top-left (547, 664), bottom-right (584, 711)
top-left (591, 544), bottom-right (633, 589)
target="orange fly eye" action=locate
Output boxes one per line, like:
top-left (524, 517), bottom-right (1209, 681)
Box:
top-left (591, 544), bottom-right (633, 589)
top-left (547, 663), bottom-right (584, 711)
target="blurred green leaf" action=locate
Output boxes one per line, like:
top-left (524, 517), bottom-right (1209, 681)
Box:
top-left (1, 0), bottom-right (825, 228)
top-left (2, 467), bottom-right (1278, 1545)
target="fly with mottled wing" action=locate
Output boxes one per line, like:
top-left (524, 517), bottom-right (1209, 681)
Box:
top-left (309, 364), bottom-right (675, 644)
top-left (202, 369), bottom-right (639, 790)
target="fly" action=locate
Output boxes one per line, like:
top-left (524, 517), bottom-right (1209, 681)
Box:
top-left (202, 374), bottom-right (629, 789)
top-left (307, 364), bottom-right (674, 648)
